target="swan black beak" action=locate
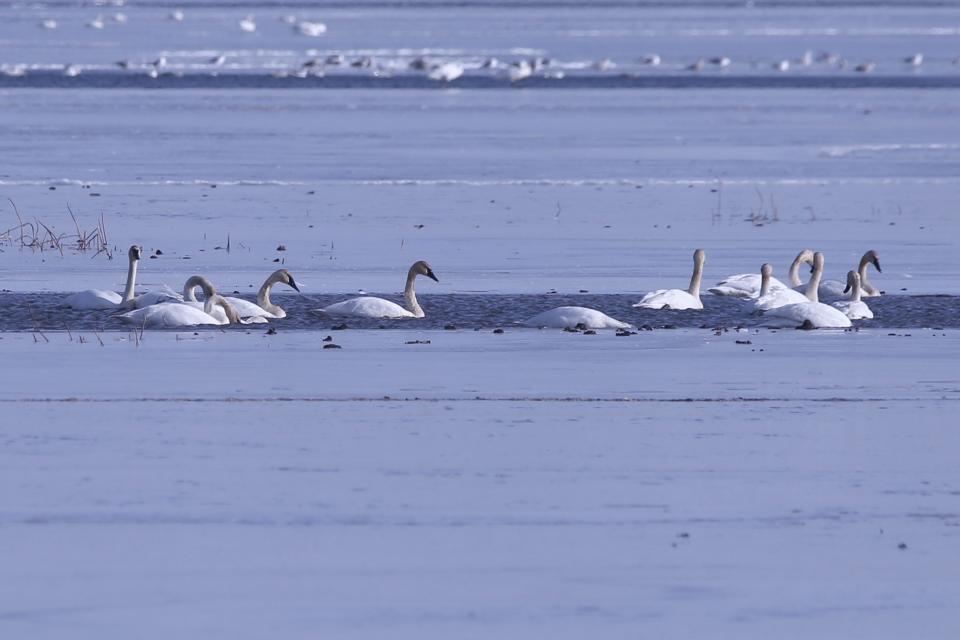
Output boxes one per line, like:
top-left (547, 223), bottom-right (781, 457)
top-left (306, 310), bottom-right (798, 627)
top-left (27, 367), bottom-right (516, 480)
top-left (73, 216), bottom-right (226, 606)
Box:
top-left (288, 277), bottom-right (301, 293)
top-left (427, 270), bottom-right (439, 283)
top-left (843, 282), bottom-right (851, 293)
top-left (874, 259), bottom-right (882, 273)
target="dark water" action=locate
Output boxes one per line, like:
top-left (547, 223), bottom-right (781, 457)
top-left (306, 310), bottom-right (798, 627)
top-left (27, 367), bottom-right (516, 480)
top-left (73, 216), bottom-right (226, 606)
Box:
top-left (3, 293), bottom-right (958, 332)
top-left (4, 72), bottom-right (960, 90)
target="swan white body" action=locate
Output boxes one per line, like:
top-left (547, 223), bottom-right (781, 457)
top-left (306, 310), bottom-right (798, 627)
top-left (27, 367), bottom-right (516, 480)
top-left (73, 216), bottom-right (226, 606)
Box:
top-left (319, 261), bottom-right (438, 319)
top-left (634, 249), bottom-right (705, 310)
top-left (64, 246), bottom-right (141, 310)
top-left (523, 306), bottom-right (631, 330)
top-left (753, 263), bottom-right (810, 311)
top-left (831, 271), bottom-right (874, 320)
top-left (710, 249), bottom-right (814, 298)
top-left (761, 252), bottom-right (852, 328)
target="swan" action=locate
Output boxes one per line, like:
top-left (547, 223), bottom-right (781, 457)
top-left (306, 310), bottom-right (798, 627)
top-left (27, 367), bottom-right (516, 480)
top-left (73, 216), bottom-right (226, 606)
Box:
top-left (634, 249), bottom-right (705, 310)
top-left (318, 261), bottom-right (438, 319)
top-left (710, 249), bottom-right (814, 298)
top-left (831, 271), bottom-right (874, 320)
top-left (813, 250), bottom-right (882, 300)
top-left (760, 252), bottom-right (852, 328)
top-left (64, 245), bottom-right (141, 310)
top-left (753, 263), bottom-right (810, 311)
top-left (183, 269), bottom-right (299, 319)
top-left (118, 294), bottom-right (241, 328)
top-left (522, 306), bottom-right (631, 330)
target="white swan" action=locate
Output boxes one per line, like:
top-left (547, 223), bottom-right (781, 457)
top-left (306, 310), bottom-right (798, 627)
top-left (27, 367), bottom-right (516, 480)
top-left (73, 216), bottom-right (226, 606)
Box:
top-left (318, 261), bottom-right (438, 319)
top-left (753, 263), bottom-right (810, 311)
top-left (814, 250), bottom-right (882, 300)
top-left (522, 306), bottom-right (631, 330)
top-left (760, 252), bottom-right (852, 329)
top-left (118, 293), bottom-right (240, 328)
top-left (710, 249), bottom-right (814, 298)
top-left (64, 245), bottom-right (141, 310)
top-left (831, 271), bottom-right (874, 320)
top-left (183, 269), bottom-right (299, 319)
top-left (634, 249), bottom-right (705, 310)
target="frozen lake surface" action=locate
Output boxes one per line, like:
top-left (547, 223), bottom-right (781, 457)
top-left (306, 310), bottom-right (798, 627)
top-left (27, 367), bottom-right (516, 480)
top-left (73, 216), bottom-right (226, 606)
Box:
top-left (2, 0), bottom-right (959, 637)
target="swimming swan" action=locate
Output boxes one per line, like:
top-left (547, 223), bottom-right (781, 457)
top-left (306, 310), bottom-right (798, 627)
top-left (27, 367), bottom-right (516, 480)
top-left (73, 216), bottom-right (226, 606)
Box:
top-left (710, 249), bottom-right (814, 298)
top-left (522, 306), bottom-right (631, 330)
top-left (760, 252), bottom-right (852, 328)
top-left (634, 248), bottom-right (705, 310)
top-left (831, 271), bottom-right (874, 319)
top-left (318, 261), bottom-right (438, 319)
top-left (183, 270), bottom-right (299, 319)
top-left (118, 293), bottom-right (241, 328)
top-left (815, 250), bottom-right (882, 300)
top-left (753, 263), bottom-right (810, 311)
top-left (64, 245), bottom-right (141, 310)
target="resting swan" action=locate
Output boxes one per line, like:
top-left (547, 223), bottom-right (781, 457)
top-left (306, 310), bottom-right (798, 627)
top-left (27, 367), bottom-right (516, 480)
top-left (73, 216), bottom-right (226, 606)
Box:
top-left (760, 252), bottom-right (852, 328)
top-left (318, 260), bottom-right (438, 319)
top-left (64, 245), bottom-right (141, 310)
top-left (813, 250), bottom-right (882, 300)
top-left (710, 249), bottom-right (814, 298)
top-left (831, 271), bottom-right (874, 319)
top-left (634, 248), bottom-right (705, 310)
top-left (753, 263), bottom-right (810, 311)
top-left (183, 270), bottom-right (298, 319)
top-left (118, 292), bottom-right (241, 328)
top-left (522, 306), bottom-right (631, 330)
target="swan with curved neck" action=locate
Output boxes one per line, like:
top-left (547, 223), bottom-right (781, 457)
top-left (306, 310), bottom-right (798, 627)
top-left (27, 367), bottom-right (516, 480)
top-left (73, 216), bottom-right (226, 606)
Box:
top-left (318, 261), bottom-right (439, 319)
top-left (64, 245), bottom-right (142, 310)
top-left (815, 249), bottom-right (882, 300)
top-left (183, 270), bottom-right (299, 319)
top-left (831, 270), bottom-right (874, 319)
top-left (760, 252), bottom-right (852, 328)
top-left (710, 249), bottom-right (813, 298)
top-left (753, 262), bottom-right (809, 311)
top-left (634, 248), bottom-right (705, 310)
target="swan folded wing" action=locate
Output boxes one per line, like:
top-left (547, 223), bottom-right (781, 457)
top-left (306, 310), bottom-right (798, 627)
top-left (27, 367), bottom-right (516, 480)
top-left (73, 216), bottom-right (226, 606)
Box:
top-left (522, 306), bottom-right (631, 330)
top-left (633, 289), bottom-right (703, 310)
top-left (319, 297), bottom-right (415, 319)
top-left (118, 302), bottom-right (226, 328)
top-left (759, 302), bottom-right (852, 329)
top-left (754, 287), bottom-right (809, 311)
top-left (831, 299), bottom-right (873, 320)
top-left (64, 289), bottom-right (123, 310)
top-left (224, 296), bottom-right (283, 319)
top-left (710, 273), bottom-right (790, 298)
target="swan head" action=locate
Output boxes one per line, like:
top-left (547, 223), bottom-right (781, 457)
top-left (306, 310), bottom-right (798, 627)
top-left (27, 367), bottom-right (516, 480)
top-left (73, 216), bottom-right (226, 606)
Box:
top-left (412, 260), bottom-right (439, 282)
top-left (761, 263), bottom-right (773, 278)
top-left (797, 248), bottom-right (815, 268)
top-left (128, 245), bottom-right (142, 261)
top-left (843, 270), bottom-right (859, 293)
top-left (863, 249), bottom-right (881, 273)
top-left (693, 248), bottom-right (706, 264)
top-left (272, 269), bottom-right (300, 292)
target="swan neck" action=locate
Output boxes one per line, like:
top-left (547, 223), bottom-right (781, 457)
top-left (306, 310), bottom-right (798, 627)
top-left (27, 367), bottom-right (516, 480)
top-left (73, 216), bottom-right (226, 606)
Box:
top-left (850, 277), bottom-right (862, 303)
top-left (257, 273), bottom-right (283, 315)
top-left (687, 258), bottom-right (703, 297)
top-left (759, 270), bottom-right (770, 298)
top-left (805, 261), bottom-right (823, 303)
top-left (858, 257), bottom-right (877, 296)
top-left (404, 268), bottom-right (424, 318)
top-left (121, 255), bottom-right (138, 303)
top-left (788, 253), bottom-right (805, 287)
top-left (184, 275), bottom-right (215, 303)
